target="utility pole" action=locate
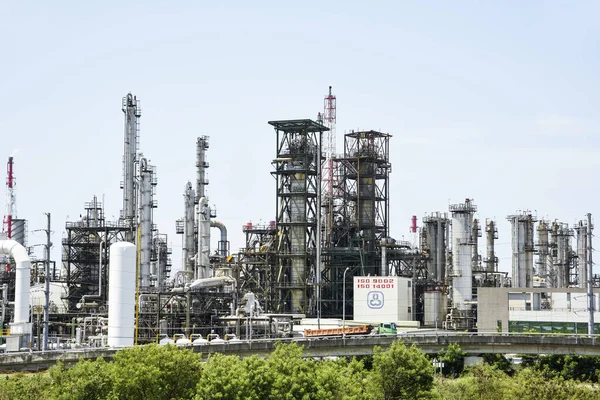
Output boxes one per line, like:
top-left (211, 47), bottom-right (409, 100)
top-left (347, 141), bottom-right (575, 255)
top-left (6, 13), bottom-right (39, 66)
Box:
top-left (43, 213), bottom-right (51, 351)
top-left (587, 213), bottom-right (594, 336)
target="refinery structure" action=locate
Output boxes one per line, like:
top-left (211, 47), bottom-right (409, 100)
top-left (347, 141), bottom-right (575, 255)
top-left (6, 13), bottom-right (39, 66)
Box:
top-left (0, 88), bottom-right (597, 351)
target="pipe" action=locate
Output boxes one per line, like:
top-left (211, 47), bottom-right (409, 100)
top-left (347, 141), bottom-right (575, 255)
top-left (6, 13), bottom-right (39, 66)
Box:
top-left (210, 220), bottom-right (228, 257)
top-left (170, 286), bottom-right (190, 294)
top-left (0, 240), bottom-right (31, 335)
top-left (189, 276), bottom-right (235, 290)
top-left (1, 283), bottom-right (7, 326)
top-left (381, 240), bottom-right (388, 276)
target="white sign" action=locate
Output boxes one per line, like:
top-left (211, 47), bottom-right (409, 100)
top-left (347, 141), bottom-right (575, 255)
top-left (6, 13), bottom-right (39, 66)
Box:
top-left (353, 276), bottom-right (412, 323)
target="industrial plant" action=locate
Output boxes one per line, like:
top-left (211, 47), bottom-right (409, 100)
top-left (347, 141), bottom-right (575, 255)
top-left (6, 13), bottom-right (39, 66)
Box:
top-left (0, 87), bottom-right (597, 353)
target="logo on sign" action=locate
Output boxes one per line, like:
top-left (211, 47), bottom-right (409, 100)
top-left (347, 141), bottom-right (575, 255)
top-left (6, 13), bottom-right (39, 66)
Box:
top-left (367, 291), bottom-right (384, 309)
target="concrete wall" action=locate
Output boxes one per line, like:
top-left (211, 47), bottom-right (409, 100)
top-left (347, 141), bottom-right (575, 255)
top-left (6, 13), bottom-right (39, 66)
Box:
top-left (477, 287), bottom-right (510, 332)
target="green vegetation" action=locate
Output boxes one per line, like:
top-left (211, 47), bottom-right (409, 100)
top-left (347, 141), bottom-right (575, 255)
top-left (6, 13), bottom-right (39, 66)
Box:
top-left (0, 342), bottom-right (599, 399)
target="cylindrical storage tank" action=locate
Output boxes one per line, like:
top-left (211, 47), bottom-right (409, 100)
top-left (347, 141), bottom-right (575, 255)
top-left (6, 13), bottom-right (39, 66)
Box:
top-left (108, 242), bottom-right (137, 347)
top-left (424, 291), bottom-right (445, 327)
top-left (451, 211), bottom-right (473, 311)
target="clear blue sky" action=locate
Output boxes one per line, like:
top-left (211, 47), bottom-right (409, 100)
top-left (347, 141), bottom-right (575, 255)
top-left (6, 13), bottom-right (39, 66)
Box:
top-left (1, 1), bottom-right (599, 275)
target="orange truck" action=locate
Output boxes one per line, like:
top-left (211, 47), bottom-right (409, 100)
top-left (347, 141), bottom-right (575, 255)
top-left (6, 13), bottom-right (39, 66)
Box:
top-left (303, 325), bottom-right (372, 337)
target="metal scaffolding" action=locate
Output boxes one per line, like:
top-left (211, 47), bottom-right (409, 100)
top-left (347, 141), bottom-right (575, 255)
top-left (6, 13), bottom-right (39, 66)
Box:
top-left (236, 222), bottom-right (278, 311)
top-left (61, 197), bottom-right (128, 311)
top-left (269, 119), bottom-right (326, 314)
top-left (338, 130), bottom-right (391, 251)
top-left (320, 130), bottom-right (393, 320)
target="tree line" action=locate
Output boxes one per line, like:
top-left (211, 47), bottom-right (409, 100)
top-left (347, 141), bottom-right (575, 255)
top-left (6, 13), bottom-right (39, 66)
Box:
top-left (0, 340), bottom-right (599, 399)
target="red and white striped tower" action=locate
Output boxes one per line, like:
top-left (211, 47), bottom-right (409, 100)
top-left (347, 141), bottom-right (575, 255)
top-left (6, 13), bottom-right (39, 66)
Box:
top-left (2, 156), bottom-right (16, 239)
top-left (2, 156), bottom-right (16, 272)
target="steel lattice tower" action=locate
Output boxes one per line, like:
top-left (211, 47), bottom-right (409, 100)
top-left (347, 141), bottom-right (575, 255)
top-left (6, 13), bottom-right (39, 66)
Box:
top-left (339, 130), bottom-right (391, 251)
top-left (319, 130), bottom-right (392, 319)
top-left (269, 119), bottom-right (326, 314)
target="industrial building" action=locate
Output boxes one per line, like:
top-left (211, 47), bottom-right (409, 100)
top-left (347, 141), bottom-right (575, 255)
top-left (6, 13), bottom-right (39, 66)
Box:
top-left (477, 287), bottom-right (600, 334)
top-left (0, 87), bottom-right (597, 352)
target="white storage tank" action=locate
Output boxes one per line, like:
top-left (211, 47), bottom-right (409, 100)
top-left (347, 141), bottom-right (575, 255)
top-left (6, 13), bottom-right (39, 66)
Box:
top-left (108, 242), bottom-right (137, 347)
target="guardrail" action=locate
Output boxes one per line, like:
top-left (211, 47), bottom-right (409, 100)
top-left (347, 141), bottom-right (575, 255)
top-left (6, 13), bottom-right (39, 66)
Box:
top-left (2, 332), bottom-right (600, 371)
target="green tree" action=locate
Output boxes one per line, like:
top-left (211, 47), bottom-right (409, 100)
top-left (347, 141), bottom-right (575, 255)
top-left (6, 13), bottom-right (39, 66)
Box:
top-left (337, 358), bottom-right (372, 400)
top-left (462, 363), bottom-right (511, 400)
top-left (240, 356), bottom-right (273, 400)
top-left (195, 354), bottom-right (270, 400)
top-left (48, 358), bottom-right (113, 400)
top-left (438, 343), bottom-right (466, 378)
top-left (481, 354), bottom-right (513, 376)
top-left (264, 342), bottom-right (318, 400)
top-left (371, 340), bottom-right (434, 400)
top-left (533, 354), bottom-right (600, 383)
top-left (0, 372), bottom-right (52, 400)
top-left (111, 344), bottom-right (202, 400)
top-left (312, 359), bottom-right (344, 400)
top-left (508, 368), bottom-right (597, 400)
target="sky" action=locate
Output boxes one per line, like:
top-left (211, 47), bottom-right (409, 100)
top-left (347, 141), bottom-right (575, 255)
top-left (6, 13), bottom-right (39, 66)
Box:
top-left (1, 1), bottom-right (599, 277)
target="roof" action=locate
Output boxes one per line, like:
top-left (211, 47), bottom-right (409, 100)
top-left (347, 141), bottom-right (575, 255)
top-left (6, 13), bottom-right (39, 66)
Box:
top-left (268, 119), bottom-right (330, 133)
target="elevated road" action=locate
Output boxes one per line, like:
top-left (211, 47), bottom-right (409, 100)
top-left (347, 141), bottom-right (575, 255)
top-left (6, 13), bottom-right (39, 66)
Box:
top-left (1, 332), bottom-right (599, 372)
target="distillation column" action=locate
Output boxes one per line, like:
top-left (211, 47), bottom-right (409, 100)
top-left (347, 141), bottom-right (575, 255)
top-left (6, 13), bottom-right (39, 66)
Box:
top-left (195, 137), bottom-right (211, 280)
top-left (507, 212), bottom-right (536, 288)
top-left (121, 93), bottom-right (141, 243)
top-left (183, 182), bottom-right (196, 281)
top-left (575, 220), bottom-right (589, 288)
top-left (472, 219), bottom-right (481, 272)
top-left (139, 158), bottom-right (156, 288)
top-left (483, 219), bottom-right (498, 273)
top-left (536, 220), bottom-right (550, 287)
top-left (270, 119), bottom-right (325, 314)
top-left (196, 136), bottom-right (209, 201)
top-left (423, 212), bottom-right (449, 283)
top-left (449, 199), bottom-right (477, 313)
top-left (552, 222), bottom-right (573, 288)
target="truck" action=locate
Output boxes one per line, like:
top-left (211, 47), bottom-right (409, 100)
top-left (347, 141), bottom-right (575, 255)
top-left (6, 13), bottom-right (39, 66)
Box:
top-left (372, 322), bottom-right (398, 335)
top-left (303, 325), bottom-right (372, 337)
